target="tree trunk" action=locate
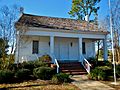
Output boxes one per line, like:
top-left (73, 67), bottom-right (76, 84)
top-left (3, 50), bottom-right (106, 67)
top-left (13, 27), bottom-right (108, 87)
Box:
top-left (96, 41), bottom-right (100, 64)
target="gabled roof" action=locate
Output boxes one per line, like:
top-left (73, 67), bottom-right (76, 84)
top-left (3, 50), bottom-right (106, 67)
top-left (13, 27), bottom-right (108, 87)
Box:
top-left (15, 13), bottom-right (108, 34)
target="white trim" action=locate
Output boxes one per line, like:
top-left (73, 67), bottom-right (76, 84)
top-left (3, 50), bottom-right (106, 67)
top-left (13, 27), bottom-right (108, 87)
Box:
top-left (23, 30), bottom-right (106, 39)
top-left (29, 27), bottom-right (108, 35)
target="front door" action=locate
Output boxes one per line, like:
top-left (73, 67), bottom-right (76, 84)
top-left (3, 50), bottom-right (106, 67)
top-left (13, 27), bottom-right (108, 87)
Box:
top-left (69, 39), bottom-right (79, 60)
top-left (59, 38), bottom-right (69, 60)
top-left (58, 38), bottom-right (79, 61)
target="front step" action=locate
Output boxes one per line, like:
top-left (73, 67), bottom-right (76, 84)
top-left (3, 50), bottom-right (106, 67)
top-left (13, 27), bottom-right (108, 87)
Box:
top-left (59, 61), bottom-right (87, 75)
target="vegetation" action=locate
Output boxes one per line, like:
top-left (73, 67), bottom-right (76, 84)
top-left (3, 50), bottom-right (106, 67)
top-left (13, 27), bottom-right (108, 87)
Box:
top-left (0, 53), bottom-right (58, 83)
top-left (52, 73), bottom-right (70, 84)
top-left (0, 70), bottom-right (14, 83)
top-left (15, 69), bottom-right (31, 80)
top-left (0, 5), bottom-right (20, 69)
top-left (88, 65), bottom-right (113, 81)
top-left (39, 54), bottom-right (52, 63)
top-left (116, 64), bottom-right (120, 77)
top-left (69, 0), bottom-right (101, 21)
top-left (33, 67), bottom-right (55, 80)
top-left (101, 0), bottom-right (120, 64)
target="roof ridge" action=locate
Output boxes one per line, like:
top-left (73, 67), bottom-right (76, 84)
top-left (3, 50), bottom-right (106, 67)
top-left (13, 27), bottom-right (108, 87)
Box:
top-left (22, 13), bottom-right (86, 22)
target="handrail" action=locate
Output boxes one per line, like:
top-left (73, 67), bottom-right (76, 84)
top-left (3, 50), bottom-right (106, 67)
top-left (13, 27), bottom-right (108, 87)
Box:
top-left (81, 55), bottom-right (91, 73)
top-left (35, 54), bottom-right (39, 60)
top-left (54, 58), bottom-right (59, 73)
top-left (84, 58), bottom-right (91, 66)
top-left (50, 54), bottom-right (59, 73)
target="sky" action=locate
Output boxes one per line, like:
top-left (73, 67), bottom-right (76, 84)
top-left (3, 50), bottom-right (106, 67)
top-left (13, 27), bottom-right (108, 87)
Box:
top-left (0, 0), bottom-right (109, 21)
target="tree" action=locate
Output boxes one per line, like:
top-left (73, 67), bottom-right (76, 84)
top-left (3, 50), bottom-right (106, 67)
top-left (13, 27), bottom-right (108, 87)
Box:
top-left (110, 0), bottom-right (120, 63)
top-left (69, 0), bottom-right (101, 21)
top-left (0, 5), bottom-right (20, 69)
top-left (100, 0), bottom-right (120, 63)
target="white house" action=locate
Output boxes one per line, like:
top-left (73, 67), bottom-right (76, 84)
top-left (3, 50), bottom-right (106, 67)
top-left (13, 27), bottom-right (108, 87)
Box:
top-left (15, 13), bottom-right (108, 65)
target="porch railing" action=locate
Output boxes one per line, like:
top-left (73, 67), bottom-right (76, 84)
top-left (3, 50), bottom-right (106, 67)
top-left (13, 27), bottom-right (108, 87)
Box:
top-left (81, 55), bottom-right (91, 73)
top-left (50, 54), bottom-right (59, 73)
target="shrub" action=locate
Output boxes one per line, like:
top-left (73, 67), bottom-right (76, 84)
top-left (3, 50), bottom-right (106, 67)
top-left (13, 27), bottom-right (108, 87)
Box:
top-left (0, 70), bottom-right (14, 83)
top-left (18, 60), bottom-right (48, 74)
top-left (51, 73), bottom-right (70, 84)
top-left (22, 61), bottom-right (35, 70)
top-left (15, 69), bottom-right (31, 80)
top-left (87, 57), bottom-right (97, 68)
top-left (116, 65), bottom-right (120, 77)
top-left (21, 61), bottom-right (36, 74)
top-left (39, 55), bottom-right (52, 63)
top-left (33, 67), bottom-right (54, 80)
top-left (89, 66), bottom-right (112, 80)
top-left (8, 64), bottom-right (18, 72)
top-left (34, 60), bottom-right (48, 67)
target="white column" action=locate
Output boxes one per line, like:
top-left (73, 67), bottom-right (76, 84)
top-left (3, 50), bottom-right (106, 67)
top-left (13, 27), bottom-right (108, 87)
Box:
top-left (103, 36), bottom-right (108, 61)
top-left (50, 36), bottom-right (54, 55)
top-left (15, 31), bottom-right (20, 64)
top-left (79, 37), bottom-right (82, 62)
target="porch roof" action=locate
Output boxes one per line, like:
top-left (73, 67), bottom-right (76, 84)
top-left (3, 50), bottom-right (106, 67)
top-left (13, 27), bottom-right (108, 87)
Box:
top-left (15, 13), bottom-right (108, 34)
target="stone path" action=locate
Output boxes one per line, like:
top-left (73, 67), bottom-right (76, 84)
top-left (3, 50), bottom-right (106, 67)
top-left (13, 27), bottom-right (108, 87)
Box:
top-left (71, 75), bottom-right (115, 90)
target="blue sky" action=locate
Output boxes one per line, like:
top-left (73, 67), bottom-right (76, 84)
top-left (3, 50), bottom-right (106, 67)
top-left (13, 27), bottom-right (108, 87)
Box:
top-left (0, 0), bottom-right (109, 20)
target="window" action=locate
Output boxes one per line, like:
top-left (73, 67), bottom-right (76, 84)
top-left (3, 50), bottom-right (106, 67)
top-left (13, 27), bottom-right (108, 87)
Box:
top-left (32, 40), bottom-right (39, 54)
top-left (82, 42), bottom-right (86, 54)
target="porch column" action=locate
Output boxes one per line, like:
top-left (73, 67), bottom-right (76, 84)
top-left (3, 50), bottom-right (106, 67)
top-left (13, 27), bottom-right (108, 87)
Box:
top-left (50, 36), bottom-right (54, 55)
top-left (103, 36), bottom-right (108, 61)
top-left (79, 37), bottom-right (82, 61)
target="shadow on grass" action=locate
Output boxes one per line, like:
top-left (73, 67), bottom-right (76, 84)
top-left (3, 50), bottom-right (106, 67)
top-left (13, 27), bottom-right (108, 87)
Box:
top-left (0, 83), bottom-right (48, 90)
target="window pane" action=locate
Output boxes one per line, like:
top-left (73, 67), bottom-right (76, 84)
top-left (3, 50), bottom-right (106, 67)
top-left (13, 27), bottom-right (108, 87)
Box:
top-left (32, 41), bottom-right (39, 54)
top-left (82, 42), bottom-right (86, 54)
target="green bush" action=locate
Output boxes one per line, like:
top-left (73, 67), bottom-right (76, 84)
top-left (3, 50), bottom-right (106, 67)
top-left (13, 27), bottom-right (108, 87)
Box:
top-left (0, 70), bottom-right (14, 83)
top-left (15, 69), bottom-right (31, 80)
top-left (22, 61), bottom-right (35, 70)
top-left (17, 60), bottom-right (48, 74)
top-left (39, 54), bottom-right (52, 63)
top-left (8, 64), bottom-right (18, 72)
top-left (21, 61), bottom-right (36, 74)
top-left (33, 67), bottom-right (54, 80)
top-left (89, 66), bottom-right (112, 80)
top-left (116, 65), bottom-right (120, 77)
top-left (34, 60), bottom-right (48, 67)
top-left (51, 73), bottom-right (70, 84)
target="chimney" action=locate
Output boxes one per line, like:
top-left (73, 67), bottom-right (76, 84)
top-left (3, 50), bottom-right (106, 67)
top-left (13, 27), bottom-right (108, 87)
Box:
top-left (20, 7), bottom-right (24, 14)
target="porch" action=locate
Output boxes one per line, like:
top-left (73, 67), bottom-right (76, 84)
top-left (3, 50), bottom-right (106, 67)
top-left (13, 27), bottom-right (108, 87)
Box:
top-left (17, 35), bottom-right (107, 74)
top-left (18, 35), bottom-right (107, 61)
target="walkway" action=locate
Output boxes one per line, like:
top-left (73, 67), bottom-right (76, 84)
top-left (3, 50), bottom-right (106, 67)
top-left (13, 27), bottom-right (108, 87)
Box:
top-left (71, 75), bottom-right (115, 90)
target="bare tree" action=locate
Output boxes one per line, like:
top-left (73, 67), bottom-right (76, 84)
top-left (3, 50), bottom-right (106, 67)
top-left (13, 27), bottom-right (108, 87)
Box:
top-left (99, 0), bottom-right (120, 63)
top-left (0, 5), bottom-right (20, 69)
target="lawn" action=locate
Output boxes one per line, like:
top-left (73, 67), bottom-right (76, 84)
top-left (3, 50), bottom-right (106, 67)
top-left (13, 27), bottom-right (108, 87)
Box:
top-left (0, 80), bottom-right (80, 90)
